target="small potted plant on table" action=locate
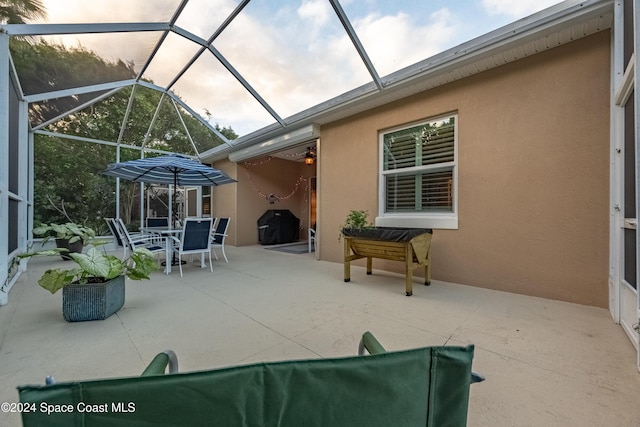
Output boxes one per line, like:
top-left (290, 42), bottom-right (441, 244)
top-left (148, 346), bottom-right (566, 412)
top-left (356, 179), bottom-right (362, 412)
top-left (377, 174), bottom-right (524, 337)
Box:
top-left (20, 244), bottom-right (157, 322)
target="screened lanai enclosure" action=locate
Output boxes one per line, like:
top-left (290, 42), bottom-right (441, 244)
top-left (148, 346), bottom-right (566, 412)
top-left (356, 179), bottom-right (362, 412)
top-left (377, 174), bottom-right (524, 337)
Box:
top-left (1, 0), bottom-right (575, 302)
top-left (2, 0), bottom-right (639, 377)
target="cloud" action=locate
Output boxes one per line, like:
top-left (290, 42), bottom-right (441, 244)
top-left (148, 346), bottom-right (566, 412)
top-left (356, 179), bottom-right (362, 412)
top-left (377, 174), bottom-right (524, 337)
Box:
top-left (352, 8), bottom-right (459, 76)
top-left (33, 0), bottom-right (542, 137)
top-left (297, 0), bottom-right (331, 27)
top-left (482, 0), bottom-right (563, 19)
top-left (41, 0), bottom-right (178, 23)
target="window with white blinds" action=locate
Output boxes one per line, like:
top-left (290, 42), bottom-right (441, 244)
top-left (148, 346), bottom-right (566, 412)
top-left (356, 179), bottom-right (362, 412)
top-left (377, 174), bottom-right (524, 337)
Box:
top-left (381, 115), bottom-right (456, 215)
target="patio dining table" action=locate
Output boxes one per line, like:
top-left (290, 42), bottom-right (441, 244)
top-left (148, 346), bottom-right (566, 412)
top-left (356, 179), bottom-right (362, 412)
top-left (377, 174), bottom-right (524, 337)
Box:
top-left (141, 226), bottom-right (183, 274)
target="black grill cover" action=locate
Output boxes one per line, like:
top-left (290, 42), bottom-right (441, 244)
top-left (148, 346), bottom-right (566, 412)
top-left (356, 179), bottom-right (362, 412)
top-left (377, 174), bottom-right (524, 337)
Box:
top-left (258, 210), bottom-right (300, 245)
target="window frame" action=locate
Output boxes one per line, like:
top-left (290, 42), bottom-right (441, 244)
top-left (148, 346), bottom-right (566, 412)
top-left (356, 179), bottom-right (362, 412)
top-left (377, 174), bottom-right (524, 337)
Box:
top-left (376, 113), bottom-right (458, 230)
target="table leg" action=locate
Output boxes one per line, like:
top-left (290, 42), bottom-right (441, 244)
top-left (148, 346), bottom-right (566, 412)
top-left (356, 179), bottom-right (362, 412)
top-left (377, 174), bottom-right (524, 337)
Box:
top-left (164, 236), bottom-right (171, 274)
top-left (405, 243), bottom-right (413, 296)
top-left (344, 238), bottom-right (351, 282)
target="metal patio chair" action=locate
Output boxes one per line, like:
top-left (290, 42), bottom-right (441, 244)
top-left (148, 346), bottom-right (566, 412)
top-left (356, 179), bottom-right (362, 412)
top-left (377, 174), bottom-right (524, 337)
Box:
top-left (170, 217), bottom-right (214, 277)
top-left (104, 218), bottom-right (126, 258)
top-left (116, 218), bottom-right (165, 262)
top-left (210, 217), bottom-right (230, 263)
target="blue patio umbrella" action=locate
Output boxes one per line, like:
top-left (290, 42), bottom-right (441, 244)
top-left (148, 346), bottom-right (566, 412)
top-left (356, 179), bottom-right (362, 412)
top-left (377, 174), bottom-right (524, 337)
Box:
top-left (102, 154), bottom-right (235, 187)
top-left (102, 154), bottom-right (235, 226)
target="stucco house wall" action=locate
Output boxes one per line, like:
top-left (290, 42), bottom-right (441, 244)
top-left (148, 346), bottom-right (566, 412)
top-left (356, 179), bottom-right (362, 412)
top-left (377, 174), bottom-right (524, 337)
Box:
top-left (317, 31), bottom-right (611, 307)
top-left (214, 157), bottom-right (315, 246)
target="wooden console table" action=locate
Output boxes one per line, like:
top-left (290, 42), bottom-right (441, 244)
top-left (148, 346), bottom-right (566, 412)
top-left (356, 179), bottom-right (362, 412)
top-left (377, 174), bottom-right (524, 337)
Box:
top-left (343, 227), bottom-right (432, 296)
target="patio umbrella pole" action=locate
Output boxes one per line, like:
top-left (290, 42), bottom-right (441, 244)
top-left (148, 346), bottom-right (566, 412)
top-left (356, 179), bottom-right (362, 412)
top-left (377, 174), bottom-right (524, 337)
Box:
top-left (166, 172), bottom-right (185, 267)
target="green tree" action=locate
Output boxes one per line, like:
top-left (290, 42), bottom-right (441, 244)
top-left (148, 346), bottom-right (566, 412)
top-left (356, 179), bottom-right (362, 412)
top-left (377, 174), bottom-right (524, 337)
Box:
top-left (0, 0), bottom-right (45, 24)
top-left (11, 39), bottom-right (235, 233)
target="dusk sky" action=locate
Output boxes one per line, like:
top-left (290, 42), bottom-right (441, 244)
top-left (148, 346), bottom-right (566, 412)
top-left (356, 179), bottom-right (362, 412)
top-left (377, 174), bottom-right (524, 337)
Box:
top-left (36, 0), bottom-right (565, 136)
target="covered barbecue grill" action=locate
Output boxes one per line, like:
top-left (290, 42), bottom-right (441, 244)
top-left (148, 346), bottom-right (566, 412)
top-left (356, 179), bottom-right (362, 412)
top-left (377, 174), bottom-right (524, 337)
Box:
top-left (258, 210), bottom-right (300, 245)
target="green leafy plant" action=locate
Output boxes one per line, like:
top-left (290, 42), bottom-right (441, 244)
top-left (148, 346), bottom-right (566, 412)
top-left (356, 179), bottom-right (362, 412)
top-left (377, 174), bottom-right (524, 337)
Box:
top-left (32, 222), bottom-right (96, 246)
top-left (342, 210), bottom-right (373, 230)
top-left (339, 210), bottom-right (374, 241)
top-left (19, 244), bottom-right (157, 294)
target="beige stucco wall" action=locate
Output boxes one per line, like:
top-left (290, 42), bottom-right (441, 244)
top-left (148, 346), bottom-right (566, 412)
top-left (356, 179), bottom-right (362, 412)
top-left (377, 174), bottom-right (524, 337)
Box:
top-left (213, 157), bottom-right (316, 246)
top-left (318, 31), bottom-right (611, 307)
top-left (209, 158), bottom-right (238, 245)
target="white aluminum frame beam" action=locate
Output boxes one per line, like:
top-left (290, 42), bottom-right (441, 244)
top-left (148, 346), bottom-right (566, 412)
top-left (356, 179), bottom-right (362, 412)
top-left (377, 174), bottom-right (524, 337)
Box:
top-left (328, 0), bottom-right (383, 90)
top-left (3, 22), bottom-right (169, 36)
top-left (0, 32), bottom-right (9, 302)
top-left (24, 79), bottom-right (137, 103)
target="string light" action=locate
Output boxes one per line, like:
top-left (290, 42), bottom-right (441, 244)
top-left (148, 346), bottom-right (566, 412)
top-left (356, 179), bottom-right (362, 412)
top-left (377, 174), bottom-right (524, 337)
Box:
top-left (242, 166), bottom-right (309, 229)
top-left (243, 167), bottom-right (307, 200)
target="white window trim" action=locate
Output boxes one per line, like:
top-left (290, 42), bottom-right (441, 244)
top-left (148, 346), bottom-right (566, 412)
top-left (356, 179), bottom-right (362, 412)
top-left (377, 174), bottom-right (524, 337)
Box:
top-left (376, 114), bottom-right (458, 230)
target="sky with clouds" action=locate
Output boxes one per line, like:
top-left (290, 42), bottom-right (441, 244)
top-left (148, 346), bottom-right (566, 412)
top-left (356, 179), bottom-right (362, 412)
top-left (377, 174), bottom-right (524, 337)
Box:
top-left (37, 0), bottom-right (565, 136)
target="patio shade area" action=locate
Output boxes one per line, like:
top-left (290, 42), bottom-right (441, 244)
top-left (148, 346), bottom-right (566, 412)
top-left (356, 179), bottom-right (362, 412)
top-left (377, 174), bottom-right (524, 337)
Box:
top-left (1, 246), bottom-right (639, 426)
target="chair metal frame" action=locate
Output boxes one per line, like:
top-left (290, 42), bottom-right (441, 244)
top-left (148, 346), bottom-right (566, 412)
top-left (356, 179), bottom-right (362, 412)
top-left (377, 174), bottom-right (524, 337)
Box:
top-left (145, 217), bottom-right (169, 227)
top-left (105, 218), bottom-right (126, 258)
top-left (116, 218), bottom-right (165, 262)
top-left (211, 217), bottom-right (230, 263)
top-left (308, 227), bottom-right (316, 253)
top-left (170, 217), bottom-right (214, 277)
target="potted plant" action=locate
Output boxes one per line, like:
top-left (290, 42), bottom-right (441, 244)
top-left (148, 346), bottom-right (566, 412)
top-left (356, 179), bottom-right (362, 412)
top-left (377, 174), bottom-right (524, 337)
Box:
top-left (32, 222), bottom-right (96, 260)
top-left (339, 210), bottom-right (373, 242)
top-left (20, 244), bottom-right (157, 322)
top-left (342, 210), bottom-right (373, 230)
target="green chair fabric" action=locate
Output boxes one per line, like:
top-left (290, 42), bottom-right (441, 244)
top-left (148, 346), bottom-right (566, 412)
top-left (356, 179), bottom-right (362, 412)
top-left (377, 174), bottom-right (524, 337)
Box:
top-left (18, 340), bottom-right (476, 427)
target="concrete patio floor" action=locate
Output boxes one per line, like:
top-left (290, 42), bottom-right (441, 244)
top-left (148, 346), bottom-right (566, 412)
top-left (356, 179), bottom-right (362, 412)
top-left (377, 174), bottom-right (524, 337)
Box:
top-left (1, 244), bottom-right (639, 426)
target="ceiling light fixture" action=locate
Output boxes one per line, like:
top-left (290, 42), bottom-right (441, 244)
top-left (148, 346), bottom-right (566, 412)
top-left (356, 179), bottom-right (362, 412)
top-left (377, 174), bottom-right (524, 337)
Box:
top-left (304, 147), bottom-right (316, 165)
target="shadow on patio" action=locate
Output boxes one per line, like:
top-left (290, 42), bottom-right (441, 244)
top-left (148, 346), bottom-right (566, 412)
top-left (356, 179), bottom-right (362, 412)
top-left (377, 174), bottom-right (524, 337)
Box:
top-left (1, 245), bottom-right (639, 426)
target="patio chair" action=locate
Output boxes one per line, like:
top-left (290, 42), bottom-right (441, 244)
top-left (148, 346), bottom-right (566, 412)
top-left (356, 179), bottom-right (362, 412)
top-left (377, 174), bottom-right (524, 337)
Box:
top-left (170, 217), bottom-right (214, 277)
top-left (358, 330), bottom-right (486, 384)
top-left (145, 217), bottom-right (169, 227)
top-left (105, 218), bottom-right (126, 258)
top-left (211, 217), bottom-right (230, 262)
top-left (116, 218), bottom-right (165, 262)
top-left (308, 224), bottom-right (316, 253)
top-left (17, 331), bottom-right (482, 427)
top-left (143, 217), bottom-right (169, 244)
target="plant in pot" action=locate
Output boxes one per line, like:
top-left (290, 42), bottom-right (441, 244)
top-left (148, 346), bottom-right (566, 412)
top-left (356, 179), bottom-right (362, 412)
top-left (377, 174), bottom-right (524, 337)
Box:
top-left (339, 210), bottom-right (373, 241)
top-left (32, 222), bottom-right (96, 260)
top-left (20, 244), bottom-right (157, 322)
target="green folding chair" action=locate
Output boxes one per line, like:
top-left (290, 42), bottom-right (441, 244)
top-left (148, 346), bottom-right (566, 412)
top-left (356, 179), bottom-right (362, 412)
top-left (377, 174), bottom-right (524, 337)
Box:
top-left (18, 332), bottom-right (483, 427)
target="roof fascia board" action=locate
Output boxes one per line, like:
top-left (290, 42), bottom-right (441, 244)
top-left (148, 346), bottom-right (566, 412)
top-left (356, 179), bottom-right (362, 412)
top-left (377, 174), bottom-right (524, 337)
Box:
top-left (2, 22), bottom-right (169, 36)
top-left (227, 124), bottom-right (320, 163)
top-left (24, 79), bottom-right (136, 103)
top-left (198, 143), bottom-right (231, 162)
